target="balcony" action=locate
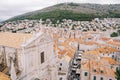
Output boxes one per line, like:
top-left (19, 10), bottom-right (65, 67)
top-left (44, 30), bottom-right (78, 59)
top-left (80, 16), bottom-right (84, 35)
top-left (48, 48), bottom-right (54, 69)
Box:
top-left (72, 65), bottom-right (78, 68)
top-left (71, 67), bottom-right (76, 71)
top-left (76, 69), bottom-right (80, 74)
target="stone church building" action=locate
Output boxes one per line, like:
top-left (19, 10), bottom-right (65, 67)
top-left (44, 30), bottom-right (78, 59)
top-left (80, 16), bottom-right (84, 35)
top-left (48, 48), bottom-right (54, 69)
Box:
top-left (0, 32), bottom-right (58, 80)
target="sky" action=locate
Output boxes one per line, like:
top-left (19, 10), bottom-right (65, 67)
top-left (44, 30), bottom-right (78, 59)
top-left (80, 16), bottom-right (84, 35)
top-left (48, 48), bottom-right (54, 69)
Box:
top-left (0, 0), bottom-right (120, 20)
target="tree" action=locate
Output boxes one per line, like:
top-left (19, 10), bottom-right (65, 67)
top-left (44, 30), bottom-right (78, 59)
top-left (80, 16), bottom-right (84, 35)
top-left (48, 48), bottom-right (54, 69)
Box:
top-left (116, 69), bottom-right (120, 80)
top-left (110, 32), bottom-right (118, 37)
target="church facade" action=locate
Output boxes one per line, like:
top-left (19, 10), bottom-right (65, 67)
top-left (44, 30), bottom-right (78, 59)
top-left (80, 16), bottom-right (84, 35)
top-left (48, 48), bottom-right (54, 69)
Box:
top-left (0, 32), bottom-right (58, 80)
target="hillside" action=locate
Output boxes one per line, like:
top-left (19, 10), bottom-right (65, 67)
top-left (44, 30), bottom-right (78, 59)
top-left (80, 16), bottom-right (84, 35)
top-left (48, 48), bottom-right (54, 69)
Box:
top-left (0, 19), bottom-right (3, 22)
top-left (7, 3), bottom-right (120, 23)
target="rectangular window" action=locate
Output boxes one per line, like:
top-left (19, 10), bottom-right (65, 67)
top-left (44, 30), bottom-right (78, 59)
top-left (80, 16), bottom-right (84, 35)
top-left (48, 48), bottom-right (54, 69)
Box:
top-left (60, 63), bottom-right (62, 66)
top-left (93, 76), bottom-right (96, 80)
top-left (59, 67), bottom-right (61, 71)
top-left (100, 77), bottom-right (103, 80)
top-left (59, 77), bottom-right (62, 80)
top-left (41, 52), bottom-right (44, 63)
top-left (93, 69), bottom-right (96, 72)
top-left (100, 70), bottom-right (104, 73)
top-left (84, 72), bottom-right (88, 76)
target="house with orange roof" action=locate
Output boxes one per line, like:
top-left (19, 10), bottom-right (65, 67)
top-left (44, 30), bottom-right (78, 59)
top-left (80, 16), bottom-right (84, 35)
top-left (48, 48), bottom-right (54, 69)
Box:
top-left (95, 46), bottom-right (120, 60)
top-left (101, 57), bottom-right (120, 70)
top-left (107, 39), bottom-right (120, 50)
top-left (84, 46), bottom-right (120, 61)
top-left (81, 58), bottom-right (117, 80)
top-left (79, 48), bottom-right (120, 80)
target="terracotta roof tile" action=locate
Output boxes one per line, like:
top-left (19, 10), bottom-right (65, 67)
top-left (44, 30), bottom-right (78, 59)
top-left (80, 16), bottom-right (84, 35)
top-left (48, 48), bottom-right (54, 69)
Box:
top-left (0, 32), bottom-right (32, 48)
top-left (0, 72), bottom-right (10, 80)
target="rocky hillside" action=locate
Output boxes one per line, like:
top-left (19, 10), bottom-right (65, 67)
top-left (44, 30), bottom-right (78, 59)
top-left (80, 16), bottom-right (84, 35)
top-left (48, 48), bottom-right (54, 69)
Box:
top-left (7, 3), bottom-right (120, 23)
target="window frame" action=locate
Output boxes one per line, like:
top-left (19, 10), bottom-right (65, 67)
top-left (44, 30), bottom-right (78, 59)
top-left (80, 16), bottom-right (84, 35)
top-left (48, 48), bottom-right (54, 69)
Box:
top-left (84, 72), bottom-right (88, 76)
top-left (41, 52), bottom-right (44, 64)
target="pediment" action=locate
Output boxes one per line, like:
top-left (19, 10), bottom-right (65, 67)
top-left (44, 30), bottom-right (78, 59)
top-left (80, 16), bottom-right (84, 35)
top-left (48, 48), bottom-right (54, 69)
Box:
top-left (24, 33), bottom-right (53, 49)
top-left (39, 36), bottom-right (51, 43)
top-left (39, 37), bottom-right (48, 43)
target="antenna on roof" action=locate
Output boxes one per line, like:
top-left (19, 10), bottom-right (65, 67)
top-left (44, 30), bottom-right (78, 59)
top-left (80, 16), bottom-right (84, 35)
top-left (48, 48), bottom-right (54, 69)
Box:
top-left (65, 0), bottom-right (68, 10)
top-left (57, 0), bottom-right (58, 5)
top-left (77, 43), bottom-right (80, 50)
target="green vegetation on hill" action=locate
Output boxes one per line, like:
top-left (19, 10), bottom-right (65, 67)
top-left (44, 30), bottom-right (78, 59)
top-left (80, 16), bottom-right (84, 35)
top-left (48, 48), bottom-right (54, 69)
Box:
top-left (10, 10), bottom-right (98, 23)
top-left (6, 3), bottom-right (120, 23)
